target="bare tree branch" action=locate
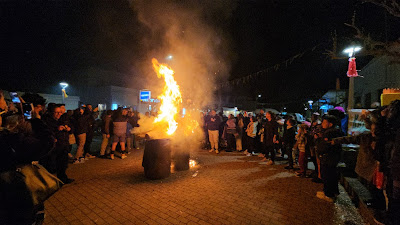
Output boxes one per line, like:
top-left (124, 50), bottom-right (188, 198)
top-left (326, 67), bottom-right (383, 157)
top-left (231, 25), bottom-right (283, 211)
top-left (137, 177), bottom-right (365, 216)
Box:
top-left (363, 0), bottom-right (400, 17)
top-left (326, 8), bottom-right (400, 60)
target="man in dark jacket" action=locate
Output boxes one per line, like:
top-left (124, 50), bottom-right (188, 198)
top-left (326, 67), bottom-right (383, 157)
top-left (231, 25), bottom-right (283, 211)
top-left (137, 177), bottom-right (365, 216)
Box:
top-left (42, 105), bottom-right (74, 184)
top-left (315, 115), bottom-right (342, 202)
top-left (207, 110), bottom-right (222, 154)
top-left (83, 104), bottom-right (98, 159)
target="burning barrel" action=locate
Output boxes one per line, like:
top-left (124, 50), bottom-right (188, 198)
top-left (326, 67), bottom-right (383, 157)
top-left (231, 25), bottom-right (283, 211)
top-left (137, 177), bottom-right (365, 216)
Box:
top-left (173, 152), bottom-right (190, 171)
top-left (142, 139), bottom-right (171, 179)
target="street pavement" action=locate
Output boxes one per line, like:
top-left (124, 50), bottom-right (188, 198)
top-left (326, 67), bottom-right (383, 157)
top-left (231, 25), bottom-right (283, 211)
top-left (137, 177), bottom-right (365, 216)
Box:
top-left (43, 138), bottom-right (364, 225)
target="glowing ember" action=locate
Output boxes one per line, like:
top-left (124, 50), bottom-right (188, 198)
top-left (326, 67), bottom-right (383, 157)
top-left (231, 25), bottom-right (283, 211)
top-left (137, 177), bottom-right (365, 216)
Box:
top-left (189, 159), bottom-right (197, 168)
top-left (152, 58), bottom-right (182, 135)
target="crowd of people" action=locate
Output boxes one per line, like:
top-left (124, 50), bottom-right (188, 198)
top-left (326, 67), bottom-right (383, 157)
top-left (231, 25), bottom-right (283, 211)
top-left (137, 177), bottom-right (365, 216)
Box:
top-left (202, 102), bottom-right (400, 224)
top-left (0, 92), bottom-right (141, 224)
top-left (1, 90), bottom-right (400, 224)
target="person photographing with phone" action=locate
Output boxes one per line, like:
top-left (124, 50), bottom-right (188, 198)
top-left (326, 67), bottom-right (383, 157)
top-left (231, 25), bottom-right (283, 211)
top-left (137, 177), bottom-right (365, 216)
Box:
top-left (42, 104), bottom-right (74, 184)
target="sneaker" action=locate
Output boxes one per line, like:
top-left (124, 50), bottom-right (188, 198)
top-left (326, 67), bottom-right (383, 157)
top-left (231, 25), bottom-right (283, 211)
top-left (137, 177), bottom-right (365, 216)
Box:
top-left (85, 153), bottom-right (96, 159)
top-left (246, 153), bottom-right (252, 156)
top-left (110, 154), bottom-right (114, 160)
top-left (261, 158), bottom-right (269, 162)
top-left (295, 173), bottom-right (305, 178)
top-left (209, 149), bottom-right (214, 153)
top-left (284, 166), bottom-right (294, 170)
top-left (266, 160), bottom-right (274, 165)
top-left (258, 154), bottom-right (265, 158)
top-left (72, 158), bottom-right (84, 164)
top-left (243, 150), bottom-right (249, 155)
top-left (215, 150), bottom-right (219, 154)
top-left (316, 192), bottom-right (334, 202)
top-left (121, 154), bottom-right (127, 159)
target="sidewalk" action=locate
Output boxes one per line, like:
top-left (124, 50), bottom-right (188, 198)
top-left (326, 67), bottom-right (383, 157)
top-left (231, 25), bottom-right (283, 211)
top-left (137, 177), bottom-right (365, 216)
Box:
top-left (44, 147), bottom-right (364, 225)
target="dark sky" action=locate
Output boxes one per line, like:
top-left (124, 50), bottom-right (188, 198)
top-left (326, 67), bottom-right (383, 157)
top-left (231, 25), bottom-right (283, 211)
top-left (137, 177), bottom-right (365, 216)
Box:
top-left (1, 0), bottom-right (399, 109)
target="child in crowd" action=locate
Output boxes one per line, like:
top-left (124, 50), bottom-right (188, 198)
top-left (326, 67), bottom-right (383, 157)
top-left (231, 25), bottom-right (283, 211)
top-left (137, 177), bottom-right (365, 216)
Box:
top-left (294, 124), bottom-right (308, 177)
top-left (316, 115), bottom-right (342, 202)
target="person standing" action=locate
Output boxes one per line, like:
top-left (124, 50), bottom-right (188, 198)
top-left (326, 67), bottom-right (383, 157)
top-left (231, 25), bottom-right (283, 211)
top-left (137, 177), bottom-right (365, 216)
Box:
top-left (316, 115), bottom-right (342, 202)
top-left (283, 118), bottom-right (296, 169)
top-left (207, 110), bottom-right (222, 154)
top-left (236, 114), bottom-right (244, 151)
top-left (72, 107), bottom-right (88, 163)
top-left (83, 104), bottom-right (97, 159)
top-left (225, 114), bottom-right (237, 152)
top-left (244, 116), bottom-right (258, 156)
top-left (99, 110), bottom-right (112, 158)
top-left (110, 108), bottom-right (128, 159)
top-left (262, 112), bottom-right (279, 165)
top-left (42, 105), bottom-right (74, 184)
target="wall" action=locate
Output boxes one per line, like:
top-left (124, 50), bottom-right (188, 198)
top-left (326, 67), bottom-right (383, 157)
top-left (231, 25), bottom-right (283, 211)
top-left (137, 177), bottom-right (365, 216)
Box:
top-left (355, 56), bottom-right (400, 108)
top-left (38, 93), bottom-right (80, 110)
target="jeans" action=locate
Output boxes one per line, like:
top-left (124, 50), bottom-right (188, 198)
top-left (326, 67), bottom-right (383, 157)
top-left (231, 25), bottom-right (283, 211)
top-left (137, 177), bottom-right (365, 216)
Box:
top-left (84, 130), bottom-right (93, 155)
top-left (100, 134), bottom-right (109, 156)
top-left (75, 133), bottom-right (86, 159)
top-left (208, 130), bottom-right (219, 150)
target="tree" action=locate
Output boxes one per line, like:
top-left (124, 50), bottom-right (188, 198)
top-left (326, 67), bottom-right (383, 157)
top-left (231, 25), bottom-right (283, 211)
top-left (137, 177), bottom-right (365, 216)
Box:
top-left (326, 0), bottom-right (400, 60)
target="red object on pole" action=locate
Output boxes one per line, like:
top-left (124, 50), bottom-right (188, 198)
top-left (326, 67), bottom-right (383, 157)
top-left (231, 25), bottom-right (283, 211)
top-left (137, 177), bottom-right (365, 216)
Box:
top-left (347, 57), bottom-right (358, 77)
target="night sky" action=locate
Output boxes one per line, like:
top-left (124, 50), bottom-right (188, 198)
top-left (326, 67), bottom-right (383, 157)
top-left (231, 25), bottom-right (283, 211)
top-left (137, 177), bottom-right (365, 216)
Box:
top-left (1, 0), bottom-right (399, 110)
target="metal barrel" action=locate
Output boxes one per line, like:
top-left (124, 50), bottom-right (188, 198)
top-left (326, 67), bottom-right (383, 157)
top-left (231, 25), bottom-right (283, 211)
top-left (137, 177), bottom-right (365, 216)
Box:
top-left (173, 152), bottom-right (190, 171)
top-left (142, 139), bottom-right (171, 179)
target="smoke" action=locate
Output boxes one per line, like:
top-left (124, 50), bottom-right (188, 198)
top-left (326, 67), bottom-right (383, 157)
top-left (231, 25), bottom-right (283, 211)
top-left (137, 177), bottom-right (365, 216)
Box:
top-left (130, 0), bottom-right (236, 107)
top-left (129, 0), bottom-right (236, 148)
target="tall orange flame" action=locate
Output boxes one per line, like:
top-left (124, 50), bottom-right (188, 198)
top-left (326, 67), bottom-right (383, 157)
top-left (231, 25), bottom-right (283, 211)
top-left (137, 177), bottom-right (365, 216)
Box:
top-left (152, 58), bottom-right (182, 135)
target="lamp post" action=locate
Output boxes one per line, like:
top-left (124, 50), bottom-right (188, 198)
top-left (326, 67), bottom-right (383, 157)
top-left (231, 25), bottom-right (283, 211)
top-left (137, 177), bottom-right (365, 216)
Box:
top-left (343, 46), bottom-right (361, 110)
top-left (59, 82), bottom-right (68, 104)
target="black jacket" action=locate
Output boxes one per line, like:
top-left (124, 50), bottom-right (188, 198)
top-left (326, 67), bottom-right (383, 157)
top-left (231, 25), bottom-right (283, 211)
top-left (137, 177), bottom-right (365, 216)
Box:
top-left (263, 120), bottom-right (278, 146)
top-left (316, 127), bottom-right (342, 167)
top-left (282, 126), bottom-right (296, 148)
top-left (43, 115), bottom-right (69, 146)
top-left (0, 119), bottom-right (55, 172)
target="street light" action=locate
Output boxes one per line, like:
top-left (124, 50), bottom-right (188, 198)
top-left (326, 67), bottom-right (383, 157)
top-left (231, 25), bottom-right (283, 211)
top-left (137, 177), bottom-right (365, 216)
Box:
top-left (166, 55), bottom-right (173, 60)
top-left (59, 82), bottom-right (68, 104)
top-left (343, 46), bottom-right (362, 110)
top-left (343, 46), bottom-right (362, 57)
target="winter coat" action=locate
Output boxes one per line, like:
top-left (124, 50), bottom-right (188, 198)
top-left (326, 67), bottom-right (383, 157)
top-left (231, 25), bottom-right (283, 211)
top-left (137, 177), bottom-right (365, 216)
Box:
top-left (112, 116), bottom-right (128, 136)
top-left (333, 132), bottom-right (377, 181)
top-left (207, 115), bottom-right (222, 131)
top-left (316, 127), bottom-right (342, 167)
top-left (246, 121), bottom-right (258, 138)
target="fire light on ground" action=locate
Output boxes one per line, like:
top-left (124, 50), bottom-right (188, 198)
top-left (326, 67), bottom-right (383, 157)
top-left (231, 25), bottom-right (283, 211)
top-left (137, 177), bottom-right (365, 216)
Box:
top-left (152, 58), bottom-right (182, 135)
top-left (189, 159), bottom-right (197, 168)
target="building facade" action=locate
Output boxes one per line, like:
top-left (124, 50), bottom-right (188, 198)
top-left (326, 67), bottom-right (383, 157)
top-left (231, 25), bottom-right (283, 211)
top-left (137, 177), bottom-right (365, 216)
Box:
top-left (354, 56), bottom-right (400, 108)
